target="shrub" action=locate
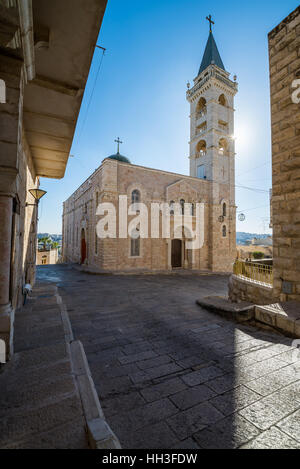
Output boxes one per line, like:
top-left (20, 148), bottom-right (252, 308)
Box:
top-left (252, 251), bottom-right (264, 260)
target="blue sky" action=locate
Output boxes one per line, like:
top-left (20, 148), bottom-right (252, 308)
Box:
top-left (38, 0), bottom-right (299, 234)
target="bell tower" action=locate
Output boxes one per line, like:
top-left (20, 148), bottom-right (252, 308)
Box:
top-left (187, 17), bottom-right (237, 199)
top-left (186, 17), bottom-right (238, 271)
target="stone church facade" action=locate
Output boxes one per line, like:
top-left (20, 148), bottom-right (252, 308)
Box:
top-left (63, 28), bottom-right (238, 273)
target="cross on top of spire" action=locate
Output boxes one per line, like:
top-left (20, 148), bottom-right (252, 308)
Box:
top-left (206, 14), bottom-right (215, 33)
top-left (114, 137), bottom-right (123, 153)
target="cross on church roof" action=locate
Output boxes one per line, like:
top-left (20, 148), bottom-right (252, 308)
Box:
top-left (114, 137), bottom-right (123, 153)
top-left (206, 14), bottom-right (215, 33)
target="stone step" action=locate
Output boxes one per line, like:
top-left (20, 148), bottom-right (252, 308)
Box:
top-left (196, 296), bottom-right (255, 322)
top-left (255, 302), bottom-right (300, 338)
top-left (196, 297), bottom-right (300, 338)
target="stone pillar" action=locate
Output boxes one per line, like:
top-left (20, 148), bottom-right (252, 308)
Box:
top-left (0, 193), bottom-right (13, 357)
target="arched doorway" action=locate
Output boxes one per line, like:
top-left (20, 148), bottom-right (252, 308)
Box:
top-left (171, 239), bottom-right (182, 268)
top-left (81, 228), bottom-right (87, 264)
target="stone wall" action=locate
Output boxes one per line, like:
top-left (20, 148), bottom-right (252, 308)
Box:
top-left (228, 275), bottom-right (275, 306)
top-left (0, 57), bottom-right (39, 355)
top-left (269, 6), bottom-right (300, 301)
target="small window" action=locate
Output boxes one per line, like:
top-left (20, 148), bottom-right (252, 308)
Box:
top-left (95, 230), bottom-right (98, 255)
top-left (223, 203), bottom-right (227, 217)
top-left (222, 225), bottom-right (227, 237)
top-left (191, 203), bottom-right (195, 216)
top-left (131, 190), bottom-right (141, 204)
top-left (130, 232), bottom-right (140, 257)
top-left (219, 94), bottom-right (227, 107)
top-left (170, 201), bottom-right (175, 215)
top-left (96, 192), bottom-right (99, 208)
top-left (197, 165), bottom-right (206, 179)
top-left (180, 199), bottom-right (185, 215)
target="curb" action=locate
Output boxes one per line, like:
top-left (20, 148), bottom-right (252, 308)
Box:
top-left (70, 341), bottom-right (121, 449)
top-left (71, 263), bottom-right (230, 277)
top-left (54, 287), bottom-right (121, 449)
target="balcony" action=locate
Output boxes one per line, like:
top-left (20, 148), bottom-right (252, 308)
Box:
top-left (195, 110), bottom-right (207, 126)
top-left (218, 122), bottom-right (228, 133)
top-left (195, 125), bottom-right (207, 137)
top-left (195, 151), bottom-right (206, 158)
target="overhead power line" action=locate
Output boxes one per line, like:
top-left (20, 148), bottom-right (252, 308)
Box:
top-left (235, 184), bottom-right (270, 194)
top-left (77, 46), bottom-right (106, 142)
top-left (236, 161), bottom-right (271, 178)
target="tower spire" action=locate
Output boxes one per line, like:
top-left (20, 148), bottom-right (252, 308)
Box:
top-left (198, 17), bottom-right (225, 75)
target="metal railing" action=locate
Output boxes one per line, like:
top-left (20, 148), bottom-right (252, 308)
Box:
top-left (233, 260), bottom-right (273, 285)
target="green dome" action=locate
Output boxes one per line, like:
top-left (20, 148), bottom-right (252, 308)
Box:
top-left (107, 152), bottom-right (131, 164)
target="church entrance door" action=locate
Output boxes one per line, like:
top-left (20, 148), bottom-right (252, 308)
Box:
top-left (171, 239), bottom-right (182, 268)
top-left (81, 229), bottom-right (87, 264)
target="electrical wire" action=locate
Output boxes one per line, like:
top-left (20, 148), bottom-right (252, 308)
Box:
top-left (236, 161), bottom-right (271, 178)
top-left (235, 184), bottom-right (269, 194)
top-left (77, 48), bottom-right (106, 143)
top-left (237, 204), bottom-right (269, 214)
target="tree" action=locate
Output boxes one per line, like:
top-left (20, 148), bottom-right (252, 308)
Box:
top-left (39, 236), bottom-right (51, 250)
top-left (51, 241), bottom-right (60, 250)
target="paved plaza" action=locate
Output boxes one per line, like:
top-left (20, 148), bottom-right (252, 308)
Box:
top-left (37, 265), bottom-right (300, 449)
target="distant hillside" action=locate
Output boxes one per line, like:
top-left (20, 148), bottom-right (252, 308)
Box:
top-left (237, 232), bottom-right (271, 245)
top-left (38, 233), bottom-right (62, 242)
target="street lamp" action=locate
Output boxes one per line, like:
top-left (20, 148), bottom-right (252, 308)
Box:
top-left (26, 189), bottom-right (47, 207)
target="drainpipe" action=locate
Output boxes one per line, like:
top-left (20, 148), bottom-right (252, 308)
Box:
top-left (18, 0), bottom-right (35, 82)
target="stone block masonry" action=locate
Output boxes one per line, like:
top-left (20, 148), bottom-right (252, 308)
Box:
top-left (269, 6), bottom-right (300, 301)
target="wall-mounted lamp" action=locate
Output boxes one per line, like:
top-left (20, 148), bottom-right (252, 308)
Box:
top-left (26, 189), bottom-right (47, 207)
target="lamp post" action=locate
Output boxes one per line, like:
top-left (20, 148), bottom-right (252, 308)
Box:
top-left (26, 189), bottom-right (47, 207)
top-left (25, 189), bottom-right (47, 285)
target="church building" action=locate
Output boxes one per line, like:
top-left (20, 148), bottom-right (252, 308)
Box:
top-left (62, 22), bottom-right (238, 273)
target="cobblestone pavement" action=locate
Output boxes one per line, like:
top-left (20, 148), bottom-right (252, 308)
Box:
top-left (38, 265), bottom-right (300, 449)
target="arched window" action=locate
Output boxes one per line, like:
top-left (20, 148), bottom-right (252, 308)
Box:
top-left (218, 94), bottom-right (227, 107)
top-left (170, 201), bottom-right (175, 215)
top-left (222, 225), bottom-right (227, 237)
top-left (196, 140), bottom-right (206, 157)
top-left (196, 97), bottom-right (207, 117)
top-left (180, 199), bottom-right (185, 215)
top-left (223, 203), bottom-right (227, 217)
top-left (219, 138), bottom-right (228, 155)
top-left (131, 189), bottom-right (141, 204)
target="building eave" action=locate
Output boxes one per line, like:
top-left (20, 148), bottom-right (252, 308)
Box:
top-left (23, 0), bottom-right (108, 179)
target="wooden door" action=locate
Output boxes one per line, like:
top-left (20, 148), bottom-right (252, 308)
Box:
top-left (172, 239), bottom-right (182, 268)
top-left (81, 237), bottom-right (87, 264)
